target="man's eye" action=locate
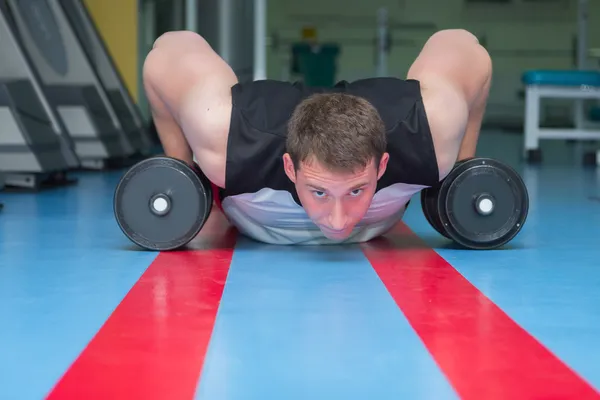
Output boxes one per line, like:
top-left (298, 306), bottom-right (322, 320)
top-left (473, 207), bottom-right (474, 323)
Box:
top-left (350, 189), bottom-right (363, 196)
top-left (313, 191), bottom-right (326, 198)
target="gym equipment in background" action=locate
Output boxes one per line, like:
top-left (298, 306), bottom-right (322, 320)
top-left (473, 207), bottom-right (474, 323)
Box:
top-left (522, 70), bottom-right (600, 164)
top-left (291, 42), bottom-right (340, 87)
top-left (0, 6), bottom-right (76, 189)
top-left (421, 158), bottom-right (529, 250)
top-left (58, 0), bottom-right (156, 153)
top-left (522, 0), bottom-right (600, 165)
top-left (1, 0), bottom-right (138, 170)
top-left (0, 172), bottom-right (5, 209)
top-left (289, 25), bottom-right (340, 87)
top-left (114, 157), bottom-right (214, 251)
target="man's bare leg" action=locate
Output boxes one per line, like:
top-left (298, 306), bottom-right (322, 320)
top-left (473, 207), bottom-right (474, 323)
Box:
top-left (142, 31), bottom-right (237, 186)
top-left (144, 73), bottom-right (194, 164)
top-left (457, 63), bottom-right (492, 161)
top-left (407, 29), bottom-right (492, 178)
top-left (143, 33), bottom-right (199, 165)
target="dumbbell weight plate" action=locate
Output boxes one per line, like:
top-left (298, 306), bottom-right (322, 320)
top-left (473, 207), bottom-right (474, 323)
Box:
top-left (420, 157), bottom-right (475, 239)
top-left (437, 158), bottom-right (529, 250)
top-left (113, 156), bottom-right (212, 251)
top-left (421, 186), bottom-right (451, 239)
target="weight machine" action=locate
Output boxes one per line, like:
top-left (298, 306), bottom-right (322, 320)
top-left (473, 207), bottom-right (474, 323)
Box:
top-left (522, 0), bottom-right (600, 165)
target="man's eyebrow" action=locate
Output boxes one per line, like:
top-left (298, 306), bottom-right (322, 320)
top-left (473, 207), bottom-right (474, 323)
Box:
top-left (348, 182), bottom-right (369, 191)
top-left (306, 182), bottom-right (369, 192)
top-left (306, 184), bottom-right (327, 191)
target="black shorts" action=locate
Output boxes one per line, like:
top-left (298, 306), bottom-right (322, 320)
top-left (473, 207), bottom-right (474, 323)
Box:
top-left (219, 78), bottom-right (440, 205)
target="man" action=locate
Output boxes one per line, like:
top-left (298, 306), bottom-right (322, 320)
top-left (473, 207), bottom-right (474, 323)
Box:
top-left (142, 29), bottom-right (492, 245)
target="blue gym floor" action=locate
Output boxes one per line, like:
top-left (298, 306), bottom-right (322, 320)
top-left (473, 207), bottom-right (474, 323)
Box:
top-left (1, 131), bottom-right (600, 400)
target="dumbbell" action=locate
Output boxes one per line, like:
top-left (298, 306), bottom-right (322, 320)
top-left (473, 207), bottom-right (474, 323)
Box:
top-left (113, 156), bottom-right (213, 251)
top-left (421, 157), bottom-right (529, 250)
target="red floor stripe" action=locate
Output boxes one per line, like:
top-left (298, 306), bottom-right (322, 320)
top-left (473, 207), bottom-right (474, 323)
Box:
top-left (362, 223), bottom-right (600, 400)
top-left (46, 209), bottom-right (237, 400)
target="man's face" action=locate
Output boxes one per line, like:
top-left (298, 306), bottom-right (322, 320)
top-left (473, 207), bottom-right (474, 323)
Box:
top-left (283, 153), bottom-right (389, 240)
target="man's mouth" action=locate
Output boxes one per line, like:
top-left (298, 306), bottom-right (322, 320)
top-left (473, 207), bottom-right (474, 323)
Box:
top-left (321, 226), bottom-right (347, 234)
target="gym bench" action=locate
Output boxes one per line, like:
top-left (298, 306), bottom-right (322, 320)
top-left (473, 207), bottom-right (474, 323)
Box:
top-left (522, 69), bottom-right (600, 164)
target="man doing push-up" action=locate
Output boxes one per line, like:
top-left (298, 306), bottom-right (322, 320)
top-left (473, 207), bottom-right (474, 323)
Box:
top-left (142, 29), bottom-right (492, 245)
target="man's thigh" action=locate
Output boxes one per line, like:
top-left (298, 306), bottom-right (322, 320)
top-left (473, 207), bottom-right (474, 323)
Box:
top-left (419, 81), bottom-right (469, 181)
top-left (407, 30), bottom-right (490, 180)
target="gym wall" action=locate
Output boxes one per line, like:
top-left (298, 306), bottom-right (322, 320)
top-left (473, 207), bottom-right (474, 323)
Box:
top-left (80, 0), bottom-right (599, 129)
top-left (83, 0), bottom-right (138, 102)
top-left (266, 0), bottom-right (600, 128)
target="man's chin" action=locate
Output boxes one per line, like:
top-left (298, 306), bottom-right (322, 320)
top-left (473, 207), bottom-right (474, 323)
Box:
top-left (320, 227), bottom-right (352, 241)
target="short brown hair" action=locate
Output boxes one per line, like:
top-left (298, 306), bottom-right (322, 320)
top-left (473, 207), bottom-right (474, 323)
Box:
top-left (286, 92), bottom-right (386, 173)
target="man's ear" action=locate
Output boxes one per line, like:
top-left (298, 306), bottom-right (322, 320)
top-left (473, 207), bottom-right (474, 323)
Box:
top-left (377, 152), bottom-right (389, 180)
top-left (283, 153), bottom-right (297, 183)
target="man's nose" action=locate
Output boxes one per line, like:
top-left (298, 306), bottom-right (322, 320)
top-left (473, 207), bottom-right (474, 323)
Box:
top-left (328, 201), bottom-right (348, 230)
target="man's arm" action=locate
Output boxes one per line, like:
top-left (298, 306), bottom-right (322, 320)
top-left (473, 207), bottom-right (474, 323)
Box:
top-left (142, 31), bottom-right (238, 166)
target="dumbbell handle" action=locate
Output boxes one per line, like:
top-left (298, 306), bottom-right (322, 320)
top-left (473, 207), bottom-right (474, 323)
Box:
top-left (475, 193), bottom-right (495, 216)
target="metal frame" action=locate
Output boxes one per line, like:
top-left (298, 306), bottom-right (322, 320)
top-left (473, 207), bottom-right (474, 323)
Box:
top-left (254, 0), bottom-right (266, 80)
top-left (522, 0), bottom-right (600, 158)
top-left (185, 0), bottom-right (196, 32)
